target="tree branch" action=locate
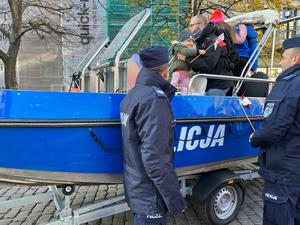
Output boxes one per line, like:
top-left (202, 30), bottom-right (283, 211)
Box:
top-left (0, 48), bottom-right (8, 63)
top-left (0, 25), bottom-right (10, 39)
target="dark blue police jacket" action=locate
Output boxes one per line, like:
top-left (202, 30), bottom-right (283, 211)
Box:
top-left (120, 68), bottom-right (186, 215)
top-left (251, 64), bottom-right (300, 186)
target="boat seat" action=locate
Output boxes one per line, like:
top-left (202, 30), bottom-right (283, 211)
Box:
top-left (188, 75), bottom-right (207, 96)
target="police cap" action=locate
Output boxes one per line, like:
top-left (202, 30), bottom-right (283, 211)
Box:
top-left (282, 37), bottom-right (300, 52)
top-left (140, 46), bottom-right (169, 68)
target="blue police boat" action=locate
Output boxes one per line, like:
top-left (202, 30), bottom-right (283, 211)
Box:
top-left (0, 89), bottom-right (264, 184)
top-left (0, 9), bottom-right (277, 185)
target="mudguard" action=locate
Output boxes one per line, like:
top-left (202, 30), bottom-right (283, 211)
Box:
top-left (192, 169), bottom-right (245, 203)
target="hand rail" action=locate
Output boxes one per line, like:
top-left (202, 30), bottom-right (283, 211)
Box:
top-left (192, 73), bottom-right (275, 83)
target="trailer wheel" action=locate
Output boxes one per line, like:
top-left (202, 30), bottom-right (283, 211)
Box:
top-left (195, 184), bottom-right (243, 225)
top-left (61, 185), bottom-right (75, 196)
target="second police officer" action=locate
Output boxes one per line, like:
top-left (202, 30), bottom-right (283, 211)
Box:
top-left (250, 37), bottom-right (300, 225)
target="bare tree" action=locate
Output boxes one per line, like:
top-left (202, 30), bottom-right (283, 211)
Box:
top-left (191, 0), bottom-right (293, 17)
top-left (191, 0), bottom-right (246, 16)
top-left (0, 0), bottom-right (81, 89)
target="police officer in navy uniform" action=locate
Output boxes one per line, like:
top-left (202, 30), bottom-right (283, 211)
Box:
top-left (250, 37), bottom-right (300, 225)
top-left (120, 46), bottom-right (186, 225)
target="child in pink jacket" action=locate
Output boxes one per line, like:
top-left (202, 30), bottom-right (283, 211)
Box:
top-left (170, 30), bottom-right (206, 95)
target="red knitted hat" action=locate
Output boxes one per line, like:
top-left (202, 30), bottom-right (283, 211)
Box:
top-left (209, 10), bottom-right (224, 23)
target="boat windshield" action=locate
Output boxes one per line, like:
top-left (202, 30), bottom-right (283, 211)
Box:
top-left (96, 9), bottom-right (151, 67)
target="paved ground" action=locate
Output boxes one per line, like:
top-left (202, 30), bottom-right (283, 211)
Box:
top-left (0, 178), bottom-right (264, 225)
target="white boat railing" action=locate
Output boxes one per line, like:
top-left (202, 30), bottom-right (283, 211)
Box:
top-left (191, 73), bottom-right (275, 83)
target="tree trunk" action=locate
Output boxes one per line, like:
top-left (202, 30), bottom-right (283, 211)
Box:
top-left (4, 56), bottom-right (18, 89)
top-left (4, 38), bottom-right (21, 90)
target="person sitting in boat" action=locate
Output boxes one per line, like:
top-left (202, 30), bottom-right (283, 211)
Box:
top-left (120, 46), bottom-right (186, 225)
top-left (170, 30), bottom-right (206, 95)
top-left (179, 14), bottom-right (237, 96)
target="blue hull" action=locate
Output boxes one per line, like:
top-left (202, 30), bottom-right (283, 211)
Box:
top-left (0, 90), bottom-right (264, 184)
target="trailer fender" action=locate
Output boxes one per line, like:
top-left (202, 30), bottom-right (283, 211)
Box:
top-left (192, 169), bottom-right (245, 203)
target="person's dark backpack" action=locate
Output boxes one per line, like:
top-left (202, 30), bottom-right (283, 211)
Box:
top-left (238, 71), bottom-right (269, 97)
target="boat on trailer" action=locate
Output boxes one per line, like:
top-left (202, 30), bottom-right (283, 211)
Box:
top-left (0, 9), bottom-right (277, 186)
top-left (0, 8), bottom-right (285, 225)
top-left (0, 89), bottom-right (264, 184)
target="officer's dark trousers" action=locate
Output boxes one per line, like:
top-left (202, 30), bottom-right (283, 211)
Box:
top-left (133, 213), bottom-right (166, 225)
top-left (262, 180), bottom-right (300, 225)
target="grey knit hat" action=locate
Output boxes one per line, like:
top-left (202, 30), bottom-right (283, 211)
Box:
top-left (180, 30), bottom-right (194, 42)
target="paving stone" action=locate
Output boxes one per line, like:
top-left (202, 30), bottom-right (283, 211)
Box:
top-left (0, 208), bottom-right (10, 214)
top-left (237, 210), bottom-right (248, 219)
top-left (13, 210), bottom-right (31, 222)
top-left (101, 216), bottom-right (112, 224)
top-left (31, 202), bottom-right (49, 213)
top-left (23, 188), bottom-right (37, 196)
top-left (112, 217), bottom-right (124, 225)
top-left (88, 186), bottom-right (99, 193)
top-left (8, 222), bottom-right (22, 225)
top-left (116, 189), bottom-right (124, 195)
top-left (23, 213), bottom-right (41, 224)
top-left (0, 196), bottom-right (9, 201)
top-left (3, 187), bottom-right (20, 197)
top-left (36, 214), bottom-right (52, 224)
top-left (106, 192), bottom-right (116, 197)
top-left (0, 220), bottom-right (12, 225)
top-left (4, 208), bottom-right (21, 219)
top-left (99, 185), bottom-right (108, 191)
top-left (0, 188), bottom-right (9, 196)
top-left (95, 192), bottom-right (106, 200)
top-left (248, 202), bottom-right (263, 217)
top-left (71, 196), bottom-right (85, 208)
top-left (248, 193), bottom-right (262, 202)
top-left (241, 205), bottom-right (256, 216)
top-left (238, 218), bottom-right (255, 225)
top-left (249, 214), bottom-right (263, 225)
top-left (87, 219), bottom-right (101, 225)
top-left (16, 187), bottom-right (30, 195)
top-left (34, 186), bottom-right (49, 194)
top-left (43, 204), bottom-right (56, 214)
top-left (21, 204), bottom-right (36, 211)
top-left (256, 200), bottom-right (263, 208)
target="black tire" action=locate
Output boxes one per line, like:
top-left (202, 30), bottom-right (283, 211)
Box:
top-left (194, 184), bottom-right (244, 225)
top-left (61, 184), bottom-right (75, 196)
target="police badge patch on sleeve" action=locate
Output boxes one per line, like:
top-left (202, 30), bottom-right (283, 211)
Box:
top-left (264, 102), bottom-right (275, 118)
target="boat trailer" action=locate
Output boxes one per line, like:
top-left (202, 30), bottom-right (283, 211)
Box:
top-left (0, 165), bottom-right (260, 225)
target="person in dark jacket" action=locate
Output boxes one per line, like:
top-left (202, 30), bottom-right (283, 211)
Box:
top-left (250, 37), bottom-right (300, 225)
top-left (187, 15), bottom-right (237, 96)
top-left (120, 46), bottom-right (186, 225)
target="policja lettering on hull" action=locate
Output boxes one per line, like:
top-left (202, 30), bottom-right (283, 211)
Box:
top-left (174, 124), bottom-right (225, 152)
